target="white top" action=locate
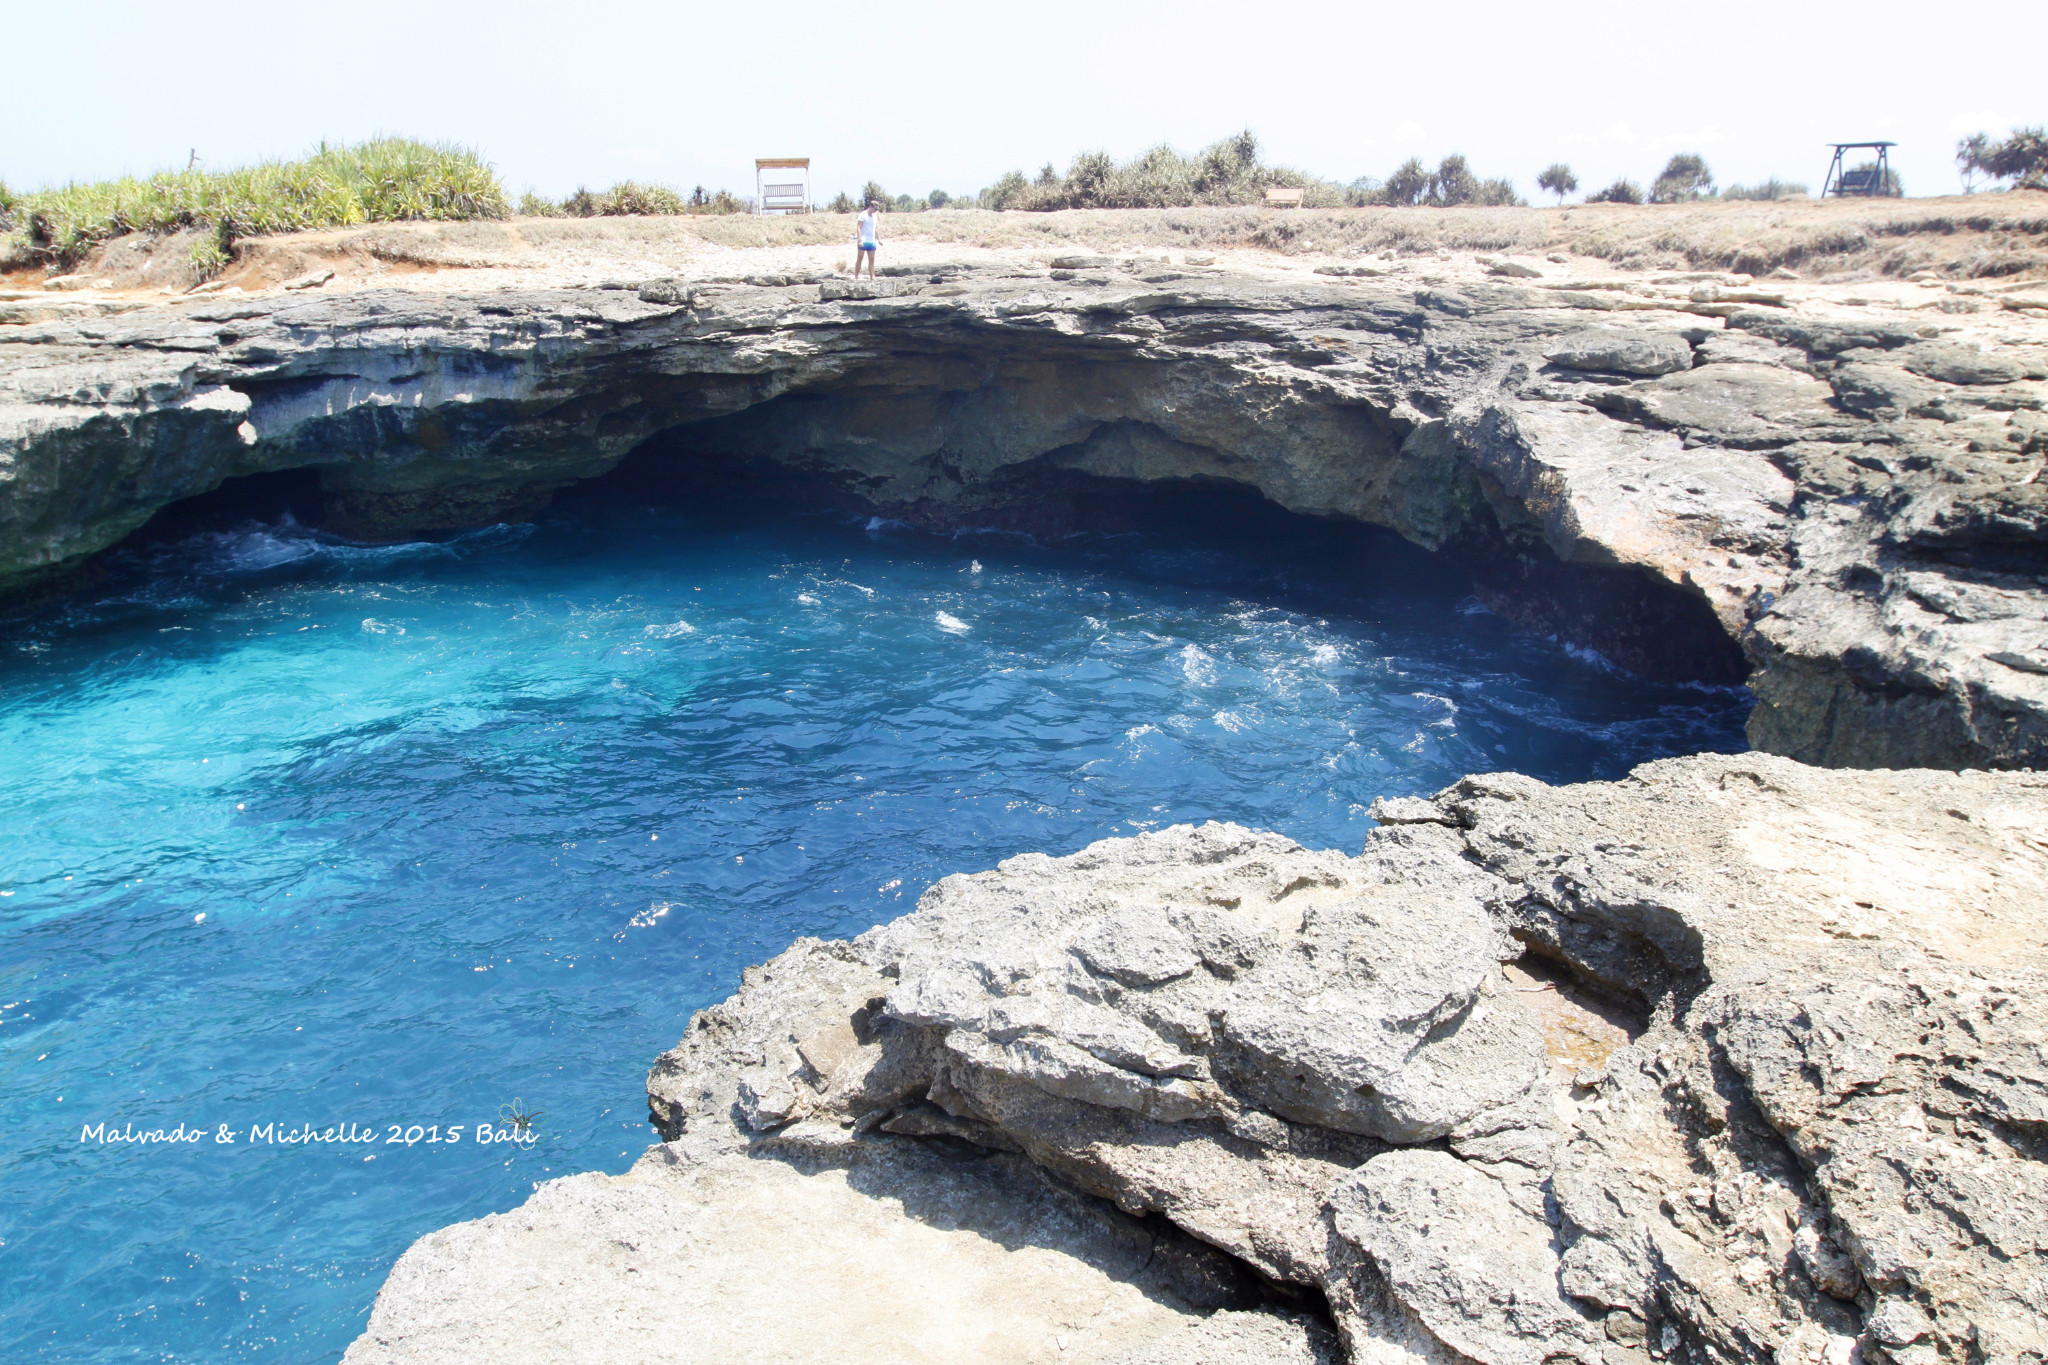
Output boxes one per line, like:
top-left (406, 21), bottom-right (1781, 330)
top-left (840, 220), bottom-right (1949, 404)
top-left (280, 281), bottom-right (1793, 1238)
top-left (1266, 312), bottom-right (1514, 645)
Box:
top-left (857, 209), bottom-right (879, 245)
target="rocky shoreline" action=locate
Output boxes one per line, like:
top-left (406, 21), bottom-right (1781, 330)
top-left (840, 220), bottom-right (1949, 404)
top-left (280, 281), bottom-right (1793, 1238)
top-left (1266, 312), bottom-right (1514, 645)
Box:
top-left (3, 224), bottom-right (2045, 766)
top-left (5, 211), bottom-right (2046, 1364)
top-left (343, 752), bottom-right (2047, 1365)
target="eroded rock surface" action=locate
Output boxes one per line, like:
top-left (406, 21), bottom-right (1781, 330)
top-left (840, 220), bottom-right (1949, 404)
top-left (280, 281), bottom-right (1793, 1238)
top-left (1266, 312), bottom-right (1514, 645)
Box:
top-left (343, 1135), bottom-right (1336, 1365)
top-left (354, 752), bottom-right (2047, 1365)
top-left (5, 259), bottom-right (2046, 767)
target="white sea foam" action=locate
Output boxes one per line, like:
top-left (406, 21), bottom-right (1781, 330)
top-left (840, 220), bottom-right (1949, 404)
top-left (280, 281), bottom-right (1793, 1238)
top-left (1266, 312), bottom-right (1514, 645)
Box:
top-left (644, 621), bottom-right (695, 638)
top-left (935, 611), bottom-right (971, 635)
top-left (1179, 644), bottom-right (1217, 686)
top-left (359, 619), bottom-right (404, 635)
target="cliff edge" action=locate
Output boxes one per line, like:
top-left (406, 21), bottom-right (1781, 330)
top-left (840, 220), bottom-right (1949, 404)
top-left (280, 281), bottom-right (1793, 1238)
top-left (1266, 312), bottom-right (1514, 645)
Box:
top-left (4, 208), bottom-right (2047, 767)
top-left (345, 752), bottom-right (2047, 1365)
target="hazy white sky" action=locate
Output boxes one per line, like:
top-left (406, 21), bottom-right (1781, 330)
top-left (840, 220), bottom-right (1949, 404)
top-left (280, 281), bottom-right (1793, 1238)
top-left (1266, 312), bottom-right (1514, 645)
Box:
top-left (6, 0), bottom-right (2042, 202)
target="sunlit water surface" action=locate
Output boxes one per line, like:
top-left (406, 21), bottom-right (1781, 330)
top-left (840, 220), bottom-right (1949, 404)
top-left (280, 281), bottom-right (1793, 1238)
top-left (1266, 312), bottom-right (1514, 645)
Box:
top-left (0, 486), bottom-right (1748, 1362)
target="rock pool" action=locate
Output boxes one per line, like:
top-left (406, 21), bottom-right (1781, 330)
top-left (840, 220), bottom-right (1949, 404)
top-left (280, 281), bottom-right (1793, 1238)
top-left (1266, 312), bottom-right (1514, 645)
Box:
top-left (0, 482), bottom-right (1747, 1362)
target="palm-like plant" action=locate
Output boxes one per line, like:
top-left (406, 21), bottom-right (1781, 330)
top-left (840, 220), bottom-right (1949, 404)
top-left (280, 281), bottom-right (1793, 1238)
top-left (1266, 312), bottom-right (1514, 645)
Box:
top-left (1536, 163), bottom-right (1578, 204)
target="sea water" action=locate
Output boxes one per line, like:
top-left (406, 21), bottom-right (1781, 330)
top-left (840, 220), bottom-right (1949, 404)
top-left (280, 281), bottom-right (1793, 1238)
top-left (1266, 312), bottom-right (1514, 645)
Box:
top-left (0, 483), bottom-right (1748, 1362)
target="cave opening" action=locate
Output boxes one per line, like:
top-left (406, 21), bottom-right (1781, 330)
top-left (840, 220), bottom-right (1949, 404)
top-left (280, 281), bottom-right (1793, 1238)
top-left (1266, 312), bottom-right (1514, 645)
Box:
top-left (592, 413), bottom-right (1751, 688)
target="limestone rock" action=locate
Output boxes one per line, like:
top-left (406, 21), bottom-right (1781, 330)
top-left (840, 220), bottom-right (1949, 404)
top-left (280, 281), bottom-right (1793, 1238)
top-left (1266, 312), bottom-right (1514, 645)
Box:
top-left (356, 752), bottom-right (2048, 1365)
top-left (4, 253), bottom-right (2047, 769)
top-left (344, 1140), bottom-right (1268, 1365)
top-left (819, 279), bottom-right (898, 300)
top-left (1544, 326), bottom-right (1694, 376)
top-left (1329, 1149), bottom-right (1601, 1365)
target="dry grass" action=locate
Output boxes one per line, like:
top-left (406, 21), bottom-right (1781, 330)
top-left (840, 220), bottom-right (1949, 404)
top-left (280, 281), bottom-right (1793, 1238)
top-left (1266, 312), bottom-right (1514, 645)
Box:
top-left (35, 192), bottom-right (2048, 294)
top-left (616, 194), bottom-right (2048, 279)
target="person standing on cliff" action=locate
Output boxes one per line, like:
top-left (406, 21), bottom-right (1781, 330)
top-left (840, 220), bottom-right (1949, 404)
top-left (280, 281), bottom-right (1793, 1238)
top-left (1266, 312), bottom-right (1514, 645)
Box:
top-left (853, 200), bottom-right (880, 279)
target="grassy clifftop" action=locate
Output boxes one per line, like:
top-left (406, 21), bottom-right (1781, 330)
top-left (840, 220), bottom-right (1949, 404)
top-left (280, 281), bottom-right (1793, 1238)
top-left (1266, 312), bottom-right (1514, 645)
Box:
top-left (0, 139), bottom-right (506, 273)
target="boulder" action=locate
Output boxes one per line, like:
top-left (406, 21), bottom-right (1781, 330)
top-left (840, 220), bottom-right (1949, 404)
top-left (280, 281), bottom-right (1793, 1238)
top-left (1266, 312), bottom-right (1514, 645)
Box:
top-left (1544, 326), bottom-right (1694, 376)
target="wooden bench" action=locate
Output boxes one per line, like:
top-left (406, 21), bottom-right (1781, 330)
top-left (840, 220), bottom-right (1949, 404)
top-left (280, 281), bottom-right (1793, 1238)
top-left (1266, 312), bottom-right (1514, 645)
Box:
top-left (1264, 187), bottom-right (1306, 207)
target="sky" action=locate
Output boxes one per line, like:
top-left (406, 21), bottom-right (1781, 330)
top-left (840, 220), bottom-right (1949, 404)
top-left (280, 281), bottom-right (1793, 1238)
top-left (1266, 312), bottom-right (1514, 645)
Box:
top-left (4, 0), bottom-right (2043, 203)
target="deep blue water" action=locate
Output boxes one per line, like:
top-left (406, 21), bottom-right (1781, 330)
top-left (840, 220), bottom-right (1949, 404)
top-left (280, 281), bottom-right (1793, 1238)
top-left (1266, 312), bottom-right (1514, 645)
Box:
top-left (0, 484), bottom-right (1748, 1362)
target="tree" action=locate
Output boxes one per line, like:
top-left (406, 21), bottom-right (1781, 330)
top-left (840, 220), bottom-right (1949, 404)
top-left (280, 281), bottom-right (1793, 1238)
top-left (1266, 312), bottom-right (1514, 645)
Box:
top-left (928, 189), bottom-right (951, 208)
top-left (1958, 127), bottom-right (2048, 191)
top-left (826, 191), bottom-right (855, 214)
top-left (1536, 163), bottom-right (1577, 204)
top-left (1956, 134), bottom-right (1989, 194)
top-left (1383, 158), bottom-right (1431, 207)
top-left (1431, 154), bottom-right (1478, 206)
top-left (1650, 153), bottom-right (1714, 203)
top-left (1035, 162), bottom-right (1059, 187)
top-left (860, 180), bottom-right (887, 208)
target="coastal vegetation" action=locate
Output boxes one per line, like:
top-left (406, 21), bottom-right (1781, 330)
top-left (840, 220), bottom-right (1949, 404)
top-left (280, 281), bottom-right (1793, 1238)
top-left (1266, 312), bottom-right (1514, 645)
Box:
top-left (1586, 178), bottom-right (1646, 204)
top-left (1649, 153), bottom-right (1715, 203)
top-left (964, 134), bottom-right (1524, 210)
top-left (517, 182), bottom-right (748, 217)
top-left (1536, 163), bottom-right (1577, 204)
top-left (1720, 178), bottom-right (1809, 201)
top-left (0, 139), bottom-right (506, 273)
top-left (1957, 127), bottom-right (2048, 192)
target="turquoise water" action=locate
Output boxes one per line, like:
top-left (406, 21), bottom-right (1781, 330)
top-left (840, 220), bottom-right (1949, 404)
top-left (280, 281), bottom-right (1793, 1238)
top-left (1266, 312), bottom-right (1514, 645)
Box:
top-left (0, 484), bottom-right (1748, 1362)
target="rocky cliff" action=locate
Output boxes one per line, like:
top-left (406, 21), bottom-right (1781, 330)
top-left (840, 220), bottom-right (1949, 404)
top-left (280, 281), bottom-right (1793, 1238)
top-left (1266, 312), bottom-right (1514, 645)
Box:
top-left (345, 752), bottom-right (2048, 1365)
top-left (4, 245), bottom-right (2046, 767)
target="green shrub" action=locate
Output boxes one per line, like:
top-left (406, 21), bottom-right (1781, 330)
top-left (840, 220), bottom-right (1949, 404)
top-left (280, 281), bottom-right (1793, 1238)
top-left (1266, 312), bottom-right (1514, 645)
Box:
top-left (827, 191), bottom-right (856, 213)
top-left (1722, 178), bottom-right (1808, 201)
top-left (552, 181), bottom-right (745, 217)
top-left (1587, 178), bottom-right (1645, 205)
top-left (979, 171), bottom-right (1029, 211)
top-left (188, 232), bottom-right (230, 276)
top-left (6, 138), bottom-right (507, 268)
top-left (1472, 177), bottom-right (1522, 207)
top-left (1845, 162), bottom-right (1903, 197)
top-left (973, 130), bottom-right (1350, 210)
top-left (517, 190), bottom-right (564, 217)
top-left (1650, 154), bottom-right (1714, 203)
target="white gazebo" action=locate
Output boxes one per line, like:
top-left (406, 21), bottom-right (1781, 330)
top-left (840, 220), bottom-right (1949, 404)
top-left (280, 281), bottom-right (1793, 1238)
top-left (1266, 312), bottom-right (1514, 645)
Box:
top-left (754, 158), bottom-right (812, 214)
